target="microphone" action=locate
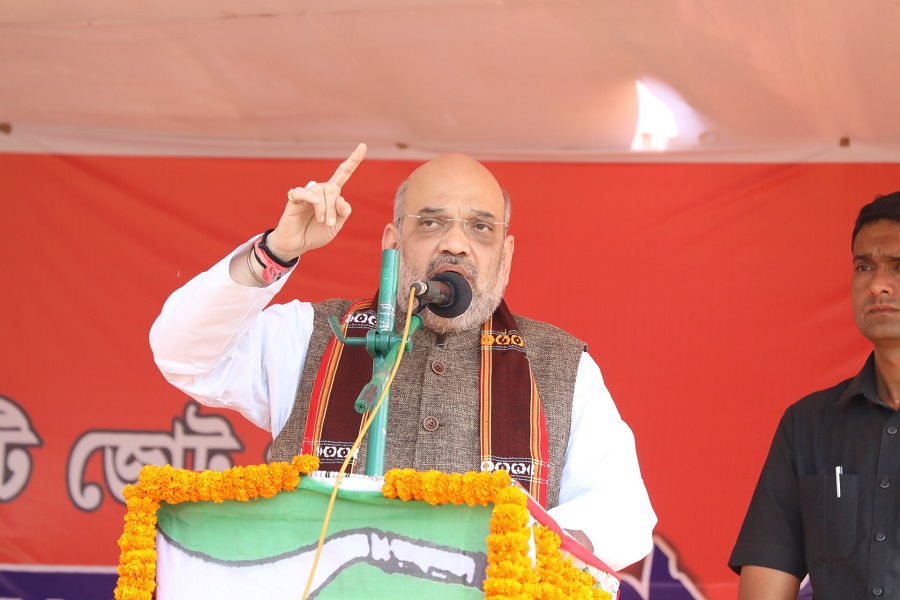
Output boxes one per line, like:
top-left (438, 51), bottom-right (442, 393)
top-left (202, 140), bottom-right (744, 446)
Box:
top-left (410, 271), bottom-right (472, 318)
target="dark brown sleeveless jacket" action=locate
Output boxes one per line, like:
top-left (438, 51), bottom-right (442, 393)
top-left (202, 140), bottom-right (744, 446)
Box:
top-left (271, 298), bottom-right (585, 508)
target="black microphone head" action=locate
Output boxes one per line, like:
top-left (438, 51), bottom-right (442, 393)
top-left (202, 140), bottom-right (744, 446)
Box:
top-left (427, 271), bottom-right (472, 318)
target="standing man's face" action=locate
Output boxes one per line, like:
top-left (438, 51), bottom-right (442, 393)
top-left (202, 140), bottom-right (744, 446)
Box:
top-left (852, 219), bottom-right (900, 346)
top-left (382, 154), bottom-right (514, 333)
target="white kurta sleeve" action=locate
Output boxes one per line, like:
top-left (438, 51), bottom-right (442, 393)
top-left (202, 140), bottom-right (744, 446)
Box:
top-left (547, 352), bottom-right (657, 571)
top-left (149, 241), bottom-right (314, 436)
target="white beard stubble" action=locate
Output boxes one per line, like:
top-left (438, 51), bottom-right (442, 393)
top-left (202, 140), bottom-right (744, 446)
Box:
top-left (395, 247), bottom-right (508, 334)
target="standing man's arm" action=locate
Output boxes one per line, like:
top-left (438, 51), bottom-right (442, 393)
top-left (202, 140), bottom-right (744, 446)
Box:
top-left (730, 408), bottom-right (807, 599)
top-left (150, 144), bottom-right (367, 432)
top-left (232, 143), bottom-right (367, 285)
top-left (738, 565), bottom-right (800, 600)
top-left (549, 353), bottom-right (656, 570)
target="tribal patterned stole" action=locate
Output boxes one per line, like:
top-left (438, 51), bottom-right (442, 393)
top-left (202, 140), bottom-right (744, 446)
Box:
top-left (300, 297), bottom-right (550, 507)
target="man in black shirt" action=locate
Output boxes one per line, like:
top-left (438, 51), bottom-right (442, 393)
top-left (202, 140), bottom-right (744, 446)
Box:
top-left (730, 191), bottom-right (900, 599)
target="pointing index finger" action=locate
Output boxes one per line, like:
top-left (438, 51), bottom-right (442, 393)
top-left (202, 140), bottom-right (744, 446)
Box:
top-left (328, 143), bottom-right (367, 188)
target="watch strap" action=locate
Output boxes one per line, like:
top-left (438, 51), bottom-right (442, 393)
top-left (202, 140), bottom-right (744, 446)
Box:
top-left (252, 229), bottom-right (298, 285)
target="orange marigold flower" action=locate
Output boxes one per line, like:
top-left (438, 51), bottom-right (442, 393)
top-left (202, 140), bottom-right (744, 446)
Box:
top-left (114, 455), bottom-right (319, 600)
top-left (292, 453), bottom-right (319, 474)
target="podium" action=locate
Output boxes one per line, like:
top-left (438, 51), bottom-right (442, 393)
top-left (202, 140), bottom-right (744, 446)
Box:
top-left (114, 456), bottom-right (620, 599)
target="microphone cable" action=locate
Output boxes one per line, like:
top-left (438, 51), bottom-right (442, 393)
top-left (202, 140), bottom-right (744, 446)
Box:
top-left (301, 285), bottom-right (419, 600)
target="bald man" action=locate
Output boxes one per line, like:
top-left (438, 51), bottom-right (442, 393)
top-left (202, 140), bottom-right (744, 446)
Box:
top-left (150, 145), bottom-right (656, 570)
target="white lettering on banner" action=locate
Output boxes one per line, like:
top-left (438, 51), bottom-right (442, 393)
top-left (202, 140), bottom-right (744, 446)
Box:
top-left (0, 396), bottom-right (43, 502)
top-left (66, 403), bottom-right (243, 511)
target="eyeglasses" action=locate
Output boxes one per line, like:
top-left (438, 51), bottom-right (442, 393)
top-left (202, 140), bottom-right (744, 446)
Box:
top-left (405, 214), bottom-right (508, 243)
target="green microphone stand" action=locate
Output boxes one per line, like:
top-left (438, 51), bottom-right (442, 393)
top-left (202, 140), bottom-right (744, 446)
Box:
top-left (326, 248), bottom-right (422, 476)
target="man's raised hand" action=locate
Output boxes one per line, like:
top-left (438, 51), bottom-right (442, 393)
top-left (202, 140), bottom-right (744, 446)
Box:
top-left (267, 143), bottom-right (367, 261)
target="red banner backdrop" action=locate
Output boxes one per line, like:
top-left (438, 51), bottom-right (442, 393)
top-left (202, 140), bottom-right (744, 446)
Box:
top-left (2, 153), bottom-right (898, 599)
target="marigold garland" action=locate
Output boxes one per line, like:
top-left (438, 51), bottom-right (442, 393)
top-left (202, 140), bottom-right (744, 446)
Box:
top-left (115, 459), bottom-right (613, 600)
top-left (113, 455), bottom-right (319, 600)
top-left (383, 469), bottom-right (613, 600)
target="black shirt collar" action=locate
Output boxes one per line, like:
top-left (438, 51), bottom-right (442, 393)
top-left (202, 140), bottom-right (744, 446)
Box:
top-left (837, 351), bottom-right (885, 407)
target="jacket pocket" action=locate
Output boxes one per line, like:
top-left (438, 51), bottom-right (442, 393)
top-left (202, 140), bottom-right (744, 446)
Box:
top-left (798, 473), bottom-right (857, 563)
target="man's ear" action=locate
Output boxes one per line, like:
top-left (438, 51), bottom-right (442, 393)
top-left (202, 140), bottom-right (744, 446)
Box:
top-left (502, 234), bottom-right (515, 286)
top-left (382, 223), bottom-right (400, 250)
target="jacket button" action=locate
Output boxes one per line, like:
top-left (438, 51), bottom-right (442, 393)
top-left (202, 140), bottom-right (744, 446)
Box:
top-left (873, 586), bottom-right (883, 596)
top-left (876, 532), bottom-right (886, 542)
top-left (888, 425), bottom-right (898, 435)
top-left (423, 416), bottom-right (439, 431)
top-left (880, 478), bottom-right (891, 489)
top-left (431, 360), bottom-right (446, 374)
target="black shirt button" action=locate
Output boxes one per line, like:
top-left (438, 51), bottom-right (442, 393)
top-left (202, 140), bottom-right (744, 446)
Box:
top-left (880, 478), bottom-right (891, 489)
top-left (876, 532), bottom-right (887, 542)
top-left (888, 425), bottom-right (898, 435)
top-left (423, 416), bottom-right (439, 431)
top-left (873, 586), bottom-right (883, 596)
top-left (431, 360), bottom-right (446, 374)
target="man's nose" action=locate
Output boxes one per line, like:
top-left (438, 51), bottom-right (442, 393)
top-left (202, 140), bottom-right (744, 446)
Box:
top-left (870, 267), bottom-right (895, 295)
top-left (437, 219), bottom-right (471, 254)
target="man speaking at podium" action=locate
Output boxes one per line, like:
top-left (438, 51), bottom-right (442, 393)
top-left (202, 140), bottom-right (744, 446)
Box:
top-left (150, 144), bottom-right (656, 570)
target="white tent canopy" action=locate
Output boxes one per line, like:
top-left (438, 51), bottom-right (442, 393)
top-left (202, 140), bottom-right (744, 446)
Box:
top-left (2, 0), bottom-right (900, 161)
